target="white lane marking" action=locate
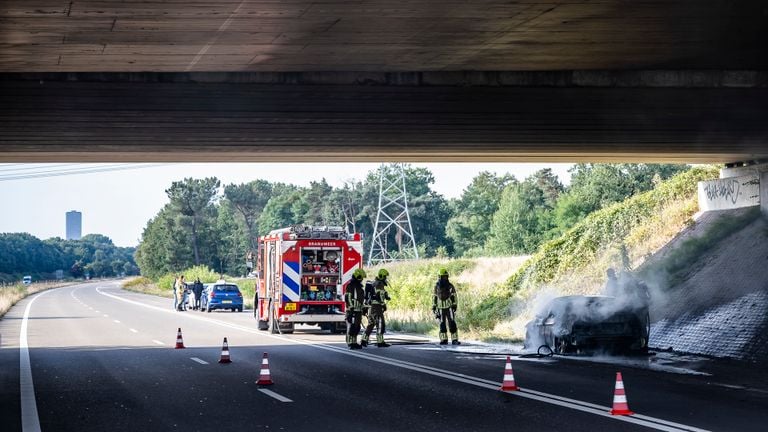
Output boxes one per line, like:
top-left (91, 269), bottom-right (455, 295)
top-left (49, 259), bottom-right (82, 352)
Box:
top-left (129, 328), bottom-right (138, 333)
top-left (714, 383), bottom-right (745, 390)
top-left (314, 346), bottom-right (706, 432)
top-left (190, 357), bottom-right (208, 365)
top-left (258, 388), bottom-right (293, 403)
top-left (152, 340), bottom-right (165, 345)
top-left (73, 286), bottom-right (93, 311)
top-left (95, 285), bottom-right (705, 432)
top-left (20, 290), bottom-right (53, 432)
top-left (113, 320), bottom-right (121, 324)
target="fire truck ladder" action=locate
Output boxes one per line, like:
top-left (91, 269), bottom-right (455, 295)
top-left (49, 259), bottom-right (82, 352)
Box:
top-left (368, 163), bottom-right (419, 266)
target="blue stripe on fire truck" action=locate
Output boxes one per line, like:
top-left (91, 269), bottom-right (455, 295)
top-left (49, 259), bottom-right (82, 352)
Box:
top-left (282, 261), bottom-right (301, 302)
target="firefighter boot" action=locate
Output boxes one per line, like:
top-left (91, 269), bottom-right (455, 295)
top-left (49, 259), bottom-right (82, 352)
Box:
top-left (361, 334), bottom-right (369, 347)
top-left (451, 332), bottom-right (460, 345)
top-left (346, 334), bottom-right (356, 349)
top-left (439, 332), bottom-right (448, 345)
top-left (376, 333), bottom-right (390, 347)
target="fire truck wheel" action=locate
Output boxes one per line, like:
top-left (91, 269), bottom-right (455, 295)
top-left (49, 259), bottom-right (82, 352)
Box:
top-left (256, 302), bottom-right (268, 330)
top-left (257, 317), bottom-right (268, 330)
top-left (269, 306), bottom-right (279, 334)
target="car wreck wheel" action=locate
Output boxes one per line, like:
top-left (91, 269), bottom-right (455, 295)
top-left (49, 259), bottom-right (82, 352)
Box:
top-left (552, 337), bottom-right (568, 355)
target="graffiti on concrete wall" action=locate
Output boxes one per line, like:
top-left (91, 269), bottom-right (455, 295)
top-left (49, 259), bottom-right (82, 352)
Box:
top-left (698, 174), bottom-right (760, 211)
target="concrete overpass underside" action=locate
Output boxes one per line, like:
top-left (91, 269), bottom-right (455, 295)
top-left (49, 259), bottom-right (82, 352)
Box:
top-left (1, 1), bottom-right (767, 162)
top-left (1, 71), bottom-right (767, 162)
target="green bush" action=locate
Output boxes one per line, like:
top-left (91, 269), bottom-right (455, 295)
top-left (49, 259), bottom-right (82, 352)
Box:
top-left (123, 276), bottom-right (152, 288)
top-left (157, 274), bottom-right (177, 291)
top-left (503, 166), bottom-right (719, 294)
top-left (388, 316), bottom-right (437, 335)
top-left (371, 259), bottom-right (475, 313)
top-left (231, 278), bottom-right (257, 308)
top-left (375, 256), bottom-right (541, 341)
top-left (461, 292), bottom-right (510, 331)
top-left (125, 265), bottom-right (235, 299)
top-left (157, 265), bottom-right (222, 291)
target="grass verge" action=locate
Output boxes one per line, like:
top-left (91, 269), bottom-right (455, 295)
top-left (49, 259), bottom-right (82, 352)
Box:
top-left (0, 281), bottom-right (77, 318)
top-left (370, 256), bottom-right (529, 342)
top-left (122, 276), bottom-right (172, 298)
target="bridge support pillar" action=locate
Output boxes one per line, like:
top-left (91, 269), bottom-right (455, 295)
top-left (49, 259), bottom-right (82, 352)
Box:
top-left (699, 161), bottom-right (768, 213)
top-left (762, 171), bottom-right (768, 216)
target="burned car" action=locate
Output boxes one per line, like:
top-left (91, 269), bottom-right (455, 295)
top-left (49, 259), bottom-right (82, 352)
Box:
top-left (524, 295), bottom-right (649, 354)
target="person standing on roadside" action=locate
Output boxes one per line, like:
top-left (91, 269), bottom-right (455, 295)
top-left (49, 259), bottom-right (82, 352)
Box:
top-left (362, 269), bottom-right (391, 348)
top-left (603, 268), bottom-right (621, 298)
top-left (172, 274), bottom-right (179, 311)
top-left (175, 275), bottom-right (186, 311)
top-left (345, 268), bottom-right (367, 350)
top-left (192, 278), bottom-right (204, 310)
top-left (432, 268), bottom-right (459, 345)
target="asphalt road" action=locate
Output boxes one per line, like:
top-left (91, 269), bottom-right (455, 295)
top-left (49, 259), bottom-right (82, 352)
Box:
top-left (1, 281), bottom-right (766, 432)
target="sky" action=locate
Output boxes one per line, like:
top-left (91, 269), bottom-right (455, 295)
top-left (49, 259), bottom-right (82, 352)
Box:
top-left (0, 163), bottom-right (573, 247)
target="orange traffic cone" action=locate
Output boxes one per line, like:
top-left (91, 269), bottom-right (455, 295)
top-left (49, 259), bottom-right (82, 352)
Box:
top-left (499, 356), bottom-right (520, 391)
top-left (174, 327), bottom-right (185, 349)
top-left (218, 337), bottom-right (232, 364)
top-left (610, 372), bottom-right (634, 415)
top-left (256, 352), bottom-right (273, 385)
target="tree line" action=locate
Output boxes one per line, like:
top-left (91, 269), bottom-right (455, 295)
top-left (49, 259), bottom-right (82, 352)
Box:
top-left (135, 163), bottom-right (687, 278)
top-left (0, 233), bottom-right (139, 283)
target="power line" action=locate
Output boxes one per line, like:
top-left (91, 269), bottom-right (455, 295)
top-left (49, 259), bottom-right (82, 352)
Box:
top-left (0, 163), bottom-right (133, 176)
top-left (0, 164), bottom-right (169, 182)
top-left (0, 163), bottom-right (88, 173)
top-left (0, 163), bottom-right (132, 179)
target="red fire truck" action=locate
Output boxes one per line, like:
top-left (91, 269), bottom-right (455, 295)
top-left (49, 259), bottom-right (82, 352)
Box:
top-left (254, 225), bottom-right (363, 334)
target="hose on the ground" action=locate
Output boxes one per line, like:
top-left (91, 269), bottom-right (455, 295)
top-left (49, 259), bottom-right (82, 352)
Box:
top-left (518, 344), bottom-right (555, 358)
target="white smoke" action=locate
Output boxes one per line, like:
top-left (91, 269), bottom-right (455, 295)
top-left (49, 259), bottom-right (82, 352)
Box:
top-left (520, 287), bottom-right (560, 351)
top-left (521, 268), bottom-right (656, 352)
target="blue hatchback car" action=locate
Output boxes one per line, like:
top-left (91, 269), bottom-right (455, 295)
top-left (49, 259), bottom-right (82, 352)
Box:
top-left (202, 281), bottom-right (243, 312)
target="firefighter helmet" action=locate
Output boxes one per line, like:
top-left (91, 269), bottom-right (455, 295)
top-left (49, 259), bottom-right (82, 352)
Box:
top-left (353, 268), bottom-right (367, 280)
top-left (377, 269), bottom-right (389, 279)
top-left (438, 268), bottom-right (449, 277)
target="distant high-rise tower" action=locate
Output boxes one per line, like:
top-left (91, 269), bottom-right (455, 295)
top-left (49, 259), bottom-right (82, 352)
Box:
top-left (66, 210), bottom-right (82, 240)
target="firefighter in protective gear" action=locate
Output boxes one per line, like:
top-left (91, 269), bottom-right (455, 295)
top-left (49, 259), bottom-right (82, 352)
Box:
top-left (362, 269), bottom-right (391, 348)
top-left (345, 268), bottom-right (367, 349)
top-left (432, 268), bottom-right (460, 345)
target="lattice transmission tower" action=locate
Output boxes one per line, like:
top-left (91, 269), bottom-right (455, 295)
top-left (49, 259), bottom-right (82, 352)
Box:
top-left (367, 163), bottom-right (419, 266)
